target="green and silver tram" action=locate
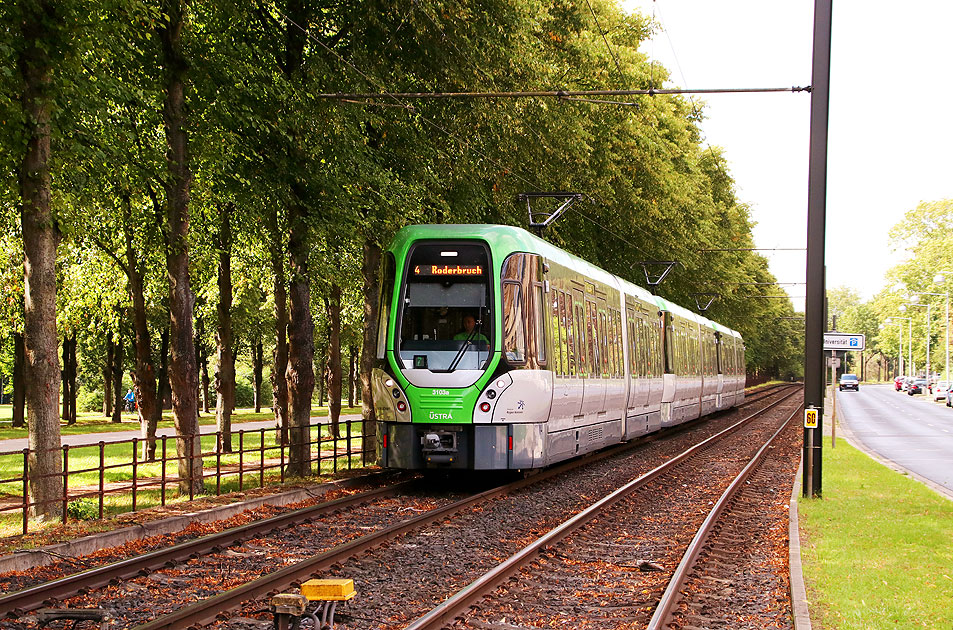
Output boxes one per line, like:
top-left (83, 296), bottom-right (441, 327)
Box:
top-left (371, 225), bottom-right (745, 470)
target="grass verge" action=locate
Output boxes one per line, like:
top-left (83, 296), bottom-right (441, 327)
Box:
top-left (798, 438), bottom-right (953, 628)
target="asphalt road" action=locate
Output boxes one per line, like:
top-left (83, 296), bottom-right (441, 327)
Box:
top-left (836, 383), bottom-right (953, 495)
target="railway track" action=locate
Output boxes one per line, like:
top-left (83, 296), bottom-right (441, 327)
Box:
top-left (402, 386), bottom-right (801, 630)
top-left (0, 384), bottom-right (798, 629)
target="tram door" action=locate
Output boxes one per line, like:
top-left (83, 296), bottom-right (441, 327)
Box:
top-left (580, 293), bottom-right (606, 416)
top-left (550, 286), bottom-right (583, 421)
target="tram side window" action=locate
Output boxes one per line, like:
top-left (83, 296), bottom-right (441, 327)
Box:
top-left (626, 312), bottom-right (636, 375)
top-left (575, 302), bottom-right (587, 376)
top-left (560, 292), bottom-right (574, 376)
top-left (502, 282), bottom-right (526, 364)
top-left (534, 284), bottom-right (546, 364)
top-left (598, 311), bottom-right (608, 377)
top-left (611, 311), bottom-right (619, 378)
top-left (551, 293), bottom-right (562, 375)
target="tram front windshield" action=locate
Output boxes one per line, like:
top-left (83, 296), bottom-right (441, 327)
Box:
top-left (398, 243), bottom-right (492, 372)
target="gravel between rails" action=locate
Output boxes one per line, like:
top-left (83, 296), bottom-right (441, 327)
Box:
top-left (447, 394), bottom-right (802, 630)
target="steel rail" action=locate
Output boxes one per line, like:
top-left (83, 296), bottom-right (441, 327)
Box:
top-left (128, 389), bottom-right (798, 630)
top-left (402, 386), bottom-right (802, 630)
top-left (646, 402), bottom-right (804, 629)
top-left (127, 436), bottom-right (653, 630)
top-left (0, 479), bottom-right (414, 616)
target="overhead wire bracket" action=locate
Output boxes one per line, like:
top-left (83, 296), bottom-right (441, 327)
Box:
top-left (690, 293), bottom-right (719, 312)
top-left (635, 261), bottom-right (678, 293)
top-left (517, 192), bottom-right (584, 234)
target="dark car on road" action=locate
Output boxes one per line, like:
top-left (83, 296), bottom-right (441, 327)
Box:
top-left (839, 374), bottom-right (859, 391)
top-left (907, 378), bottom-right (928, 395)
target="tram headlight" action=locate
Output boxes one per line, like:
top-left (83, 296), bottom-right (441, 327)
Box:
top-left (479, 402), bottom-right (491, 413)
top-left (486, 389), bottom-right (496, 399)
top-left (397, 401), bottom-right (407, 412)
top-left (384, 378), bottom-right (394, 388)
top-left (392, 389), bottom-right (401, 399)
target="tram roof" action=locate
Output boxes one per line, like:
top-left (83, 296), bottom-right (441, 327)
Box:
top-left (390, 224), bottom-right (742, 341)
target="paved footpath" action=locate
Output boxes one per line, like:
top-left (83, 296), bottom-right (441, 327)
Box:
top-left (0, 413), bottom-right (364, 453)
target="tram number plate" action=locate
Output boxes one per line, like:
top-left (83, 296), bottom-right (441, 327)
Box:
top-left (804, 408), bottom-right (818, 429)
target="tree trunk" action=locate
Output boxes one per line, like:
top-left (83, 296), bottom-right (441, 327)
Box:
top-left (158, 0), bottom-right (201, 495)
top-left (201, 349), bottom-right (210, 414)
top-left (286, 196), bottom-right (314, 479)
top-left (12, 332), bottom-right (26, 429)
top-left (104, 336), bottom-right (113, 418)
top-left (64, 334), bottom-right (76, 425)
top-left (61, 339), bottom-right (69, 422)
top-left (111, 331), bottom-right (123, 423)
top-left (360, 238), bottom-right (381, 450)
top-left (18, 0), bottom-right (63, 519)
top-left (328, 284), bottom-right (342, 438)
top-left (348, 345), bottom-right (356, 409)
top-left (270, 225), bottom-right (289, 444)
top-left (318, 350), bottom-right (326, 406)
top-left (123, 201), bottom-right (160, 458)
top-left (253, 339), bottom-right (263, 413)
top-left (215, 202), bottom-right (235, 453)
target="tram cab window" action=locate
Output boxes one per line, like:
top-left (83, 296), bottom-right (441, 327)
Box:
top-left (397, 243), bottom-right (492, 372)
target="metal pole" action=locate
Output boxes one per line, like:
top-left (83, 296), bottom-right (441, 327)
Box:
top-left (927, 302), bottom-right (931, 380)
top-left (899, 323), bottom-right (904, 376)
top-left (803, 0), bottom-right (833, 498)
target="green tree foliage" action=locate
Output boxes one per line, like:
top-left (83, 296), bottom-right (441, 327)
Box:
top-left (0, 0), bottom-right (806, 499)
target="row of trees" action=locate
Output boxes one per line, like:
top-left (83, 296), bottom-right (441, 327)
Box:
top-left (2, 0), bottom-right (801, 519)
top-left (829, 199), bottom-right (953, 380)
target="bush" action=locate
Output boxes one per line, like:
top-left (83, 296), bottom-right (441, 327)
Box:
top-left (67, 498), bottom-right (99, 521)
top-left (76, 387), bottom-right (104, 413)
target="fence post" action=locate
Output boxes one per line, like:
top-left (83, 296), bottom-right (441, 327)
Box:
top-left (188, 435), bottom-right (195, 501)
top-left (62, 444), bottom-right (69, 524)
top-left (132, 438), bottom-right (139, 512)
top-left (98, 442), bottom-right (105, 520)
top-left (259, 428), bottom-right (265, 489)
top-left (347, 419), bottom-right (352, 470)
top-left (279, 432), bottom-right (285, 483)
top-left (238, 430), bottom-right (244, 492)
top-left (216, 432), bottom-right (222, 496)
top-left (161, 437), bottom-right (167, 506)
top-left (22, 448), bottom-right (29, 535)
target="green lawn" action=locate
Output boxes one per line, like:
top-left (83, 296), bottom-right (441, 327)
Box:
top-left (0, 405), bottom-right (362, 441)
top-left (799, 438), bottom-right (953, 628)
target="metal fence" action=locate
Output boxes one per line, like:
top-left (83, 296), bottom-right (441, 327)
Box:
top-left (0, 419), bottom-right (375, 535)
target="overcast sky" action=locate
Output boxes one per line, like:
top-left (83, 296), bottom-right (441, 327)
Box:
top-left (620, 0), bottom-right (953, 310)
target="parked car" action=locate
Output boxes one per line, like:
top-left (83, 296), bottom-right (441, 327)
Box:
top-left (894, 375), bottom-right (906, 391)
top-left (907, 378), bottom-right (928, 395)
top-left (932, 381), bottom-right (951, 402)
top-left (839, 374), bottom-right (859, 391)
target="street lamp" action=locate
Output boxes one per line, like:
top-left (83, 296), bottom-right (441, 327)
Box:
top-left (884, 315), bottom-right (912, 376)
top-left (917, 274), bottom-right (950, 382)
top-left (901, 301), bottom-right (931, 379)
top-left (887, 316), bottom-right (913, 377)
